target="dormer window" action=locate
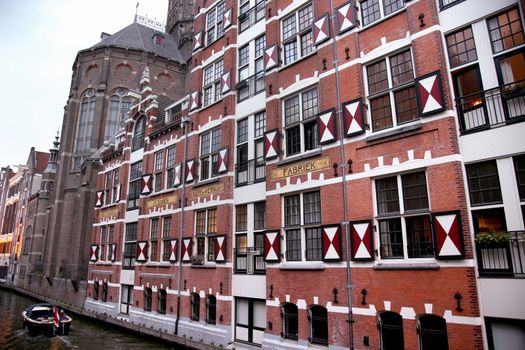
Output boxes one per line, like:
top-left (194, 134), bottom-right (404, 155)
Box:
top-left (153, 34), bottom-right (165, 46)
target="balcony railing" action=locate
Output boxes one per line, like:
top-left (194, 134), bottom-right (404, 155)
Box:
top-left (236, 72), bottom-right (265, 102)
top-left (234, 248), bottom-right (266, 274)
top-left (238, 1), bottom-right (265, 33)
top-left (235, 159), bottom-right (266, 187)
top-left (476, 231), bottom-right (525, 277)
top-left (455, 80), bottom-right (525, 134)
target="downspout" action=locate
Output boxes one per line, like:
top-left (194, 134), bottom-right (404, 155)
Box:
top-left (328, 1), bottom-right (354, 349)
top-left (175, 114), bottom-right (190, 335)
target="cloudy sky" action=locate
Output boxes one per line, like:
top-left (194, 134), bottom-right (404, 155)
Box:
top-left (0, 0), bottom-right (167, 169)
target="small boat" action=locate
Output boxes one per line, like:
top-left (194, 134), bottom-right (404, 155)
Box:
top-left (22, 303), bottom-right (72, 336)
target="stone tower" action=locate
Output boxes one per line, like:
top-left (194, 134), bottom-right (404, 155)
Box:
top-left (166, 0), bottom-right (195, 61)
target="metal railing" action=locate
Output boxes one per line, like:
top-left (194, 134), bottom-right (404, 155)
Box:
top-left (234, 248), bottom-right (266, 274)
top-left (238, 1), bottom-right (265, 33)
top-left (236, 72), bottom-right (265, 102)
top-left (235, 159), bottom-right (266, 187)
top-left (455, 80), bottom-right (525, 134)
top-left (476, 231), bottom-right (525, 277)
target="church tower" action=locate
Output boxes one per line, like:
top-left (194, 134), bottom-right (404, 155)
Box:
top-left (166, 0), bottom-right (195, 61)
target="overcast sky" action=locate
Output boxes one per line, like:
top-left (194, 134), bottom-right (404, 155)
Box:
top-left (0, 0), bottom-right (167, 169)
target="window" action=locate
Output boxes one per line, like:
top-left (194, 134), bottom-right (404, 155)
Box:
top-left (165, 146), bottom-right (176, 188)
top-left (191, 292), bottom-right (200, 321)
top-left (154, 151), bottom-right (163, 192)
top-left (515, 155), bottom-right (525, 201)
top-left (93, 281), bottom-right (99, 300)
top-left (281, 303), bottom-right (298, 340)
top-left (367, 50), bottom-right (417, 131)
top-left (376, 172), bottom-right (433, 259)
top-left (417, 314), bottom-right (449, 350)
top-left (446, 27), bottom-right (477, 68)
top-left (132, 116), bottom-right (145, 151)
top-left (237, 35), bottom-right (266, 101)
top-left (282, 3), bottom-right (314, 65)
top-left (284, 191), bottom-right (322, 261)
top-left (102, 282), bottom-right (108, 302)
top-left (439, 0), bottom-right (463, 9)
top-left (488, 8), bottom-right (524, 54)
top-left (158, 289), bottom-right (167, 314)
top-left (100, 226), bottom-right (107, 261)
top-left (472, 208), bottom-right (507, 233)
top-left (106, 88), bottom-right (131, 140)
top-left (361, 0), bottom-right (404, 27)
top-left (127, 161), bottom-right (142, 209)
top-left (107, 225), bottom-right (115, 261)
top-left (254, 202), bottom-right (266, 230)
top-left (236, 205), bottom-right (248, 232)
top-left (309, 305), bottom-right (328, 345)
top-left (22, 226), bottom-right (31, 255)
top-left (104, 173), bottom-right (111, 206)
top-left (236, 111), bottom-right (266, 186)
top-left (112, 169), bottom-right (120, 203)
top-left (284, 88), bottom-right (319, 156)
top-left (239, 0), bottom-right (265, 33)
top-left (200, 128), bottom-right (222, 180)
top-left (150, 218), bottom-right (159, 261)
top-left (144, 288), bottom-right (152, 311)
top-left (378, 311), bottom-right (404, 350)
top-left (203, 60), bottom-right (224, 106)
top-left (162, 216), bottom-right (172, 261)
top-left (496, 50), bottom-right (525, 86)
top-left (195, 209), bottom-right (217, 263)
top-left (466, 161), bottom-right (502, 206)
top-left (206, 295), bottom-right (216, 324)
top-left (123, 223), bottom-right (137, 268)
top-left (238, 45), bottom-right (249, 82)
top-left (75, 89), bottom-right (96, 154)
top-left (120, 284), bottom-right (133, 314)
top-left (206, 1), bottom-right (226, 46)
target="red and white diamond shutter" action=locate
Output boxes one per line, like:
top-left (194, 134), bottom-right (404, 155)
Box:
top-left (264, 231), bottom-right (280, 262)
top-left (313, 14), bottom-right (330, 46)
top-left (336, 1), bottom-right (357, 34)
top-left (322, 225), bottom-right (342, 261)
top-left (432, 211), bottom-right (464, 259)
top-left (343, 99), bottom-right (365, 137)
top-left (218, 147), bottom-right (229, 174)
top-left (95, 191), bottom-right (104, 207)
top-left (137, 241), bottom-right (148, 262)
top-left (182, 238), bottom-right (192, 262)
top-left (185, 159), bottom-right (195, 183)
top-left (141, 174), bottom-right (152, 195)
top-left (318, 109), bottom-right (337, 144)
top-left (264, 45), bottom-right (278, 71)
top-left (221, 70), bottom-right (231, 94)
top-left (110, 244), bottom-right (117, 262)
top-left (416, 71), bottom-right (445, 117)
top-left (215, 235), bottom-right (227, 263)
top-left (189, 91), bottom-right (200, 111)
top-left (350, 220), bottom-right (374, 261)
top-left (90, 244), bottom-right (99, 262)
top-left (174, 163), bottom-right (181, 187)
top-left (223, 7), bottom-right (232, 29)
top-left (169, 239), bottom-right (178, 262)
top-left (264, 129), bottom-right (279, 160)
top-left (193, 31), bottom-right (203, 51)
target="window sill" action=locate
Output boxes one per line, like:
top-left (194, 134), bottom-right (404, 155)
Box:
top-left (199, 98), bottom-right (223, 113)
top-left (145, 262), bottom-right (172, 267)
top-left (277, 149), bottom-right (323, 167)
top-left (278, 51), bottom-right (317, 72)
top-left (279, 261), bottom-right (325, 270)
top-left (193, 177), bottom-right (220, 188)
top-left (190, 262), bottom-right (217, 269)
top-left (95, 262), bottom-right (112, 266)
top-left (100, 202), bottom-right (119, 210)
top-left (358, 8), bottom-right (406, 33)
top-left (373, 262), bottom-right (440, 270)
top-left (365, 121), bottom-right (422, 143)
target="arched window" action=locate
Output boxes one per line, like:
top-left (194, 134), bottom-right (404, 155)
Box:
top-left (281, 303), bottom-right (298, 340)
top-left (106, 88), bottom-right (131, 140)
top-left (93, 281), bottom-right (99, 300)
top-left (378, 311), bottom-right (404, 350)
top-left (144, 287), bottom-right (152, 311)
top-left (76, 89), bottom-right (96, 153)
top-left (206, 295), bottom-right (216, 324)
top-left (158, 289), bottom-right (167, 314)
top-left (101, 282), bottom-right (108, 302)
top-left (132, 116), bottom-right (145, 151)
top-left (190, 292), bottom-right (200, 321)
top-left (417, 314), bottom-right (449, 350)
top-left (309, 305), bottom-right (328, 345)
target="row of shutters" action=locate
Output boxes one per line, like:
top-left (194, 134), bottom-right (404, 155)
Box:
top-left (90, 211), bottom-right (464, 262)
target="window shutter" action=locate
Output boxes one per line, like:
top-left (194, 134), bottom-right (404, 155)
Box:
top-left (215, 235), bottom-right (226, 263)
top-left (313, 14), bottom-right (330, 46)
top-left (115, 185), bottom-right (121, 202)
top-left (189, 91), bottom-right (200, 111)
top-left (170, 239), bottom-right (178, 262)
top-left (264, 45), bottom-right (278, 70)
top-left (137, 241), bottom-right (148, 262)
top-left (95, 191), bottom-right (104, 207)
top-left (193, 31), bottom-right (203, 51)
top-left (174, 163), bottom-right (182, 187)
top-left (322, 224), bottom-right (342, 261)
top-left (350, 220), bottom-right (374, 261)
top-left (432, 211), bottom-right (465, 259)
top-left (416, 71), bottom-right (445, 117)
top-left (264, 129), bottom-right (280, 160)
top-left (185, 159), bottom-right (195, 183)
top-left (141, 174), bottom-right (152, 195)
top-left (336, 1), bottom-right (357, 34)
top-left (182, 238), bottom-right (192, 262)
top-left (90, 244), bottom-right (99, 262)
top-left (317, 108), bottom-right (337, 144)
top-left (110, 243), bottom-right (117, 262)
top-left (221, 70), bottom-right (231, 94)
top-left (343, 99), bottom-right (365, 137)
top-left (223, 7), bottom-right (232, 29)
top-left (218, 147), bottom-right (229, 174)
top-left (264, 231), bottom-right (280, 262)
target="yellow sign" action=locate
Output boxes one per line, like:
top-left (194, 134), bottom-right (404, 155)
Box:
top-left (145, 194), bottom-right (178, 209)
top-left (192, 183), bottom-right (224, 198)
top-left (99, 208), bottom-right (119, 220)
top-left (271, 156), bottom-right (331, 180)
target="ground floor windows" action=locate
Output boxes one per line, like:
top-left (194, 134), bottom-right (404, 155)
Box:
top-left (235, 298), bottom-right (266, 345)
top-left (158, 289), bottom-right (167, 314)
top-left (93, 281), bottom-right (99, 300)
top-left (144, 288), bottom-right (152, 311)
top-left (101, 282), bottom-right (108, 302)
top-left (281, 303), bottom-right (298, 340)
top-left (379, 311), bottom-right (404, 350)
top-left (206, 295), bottom-right (216, 325)
top-left (191, 293), bottom-right (200, 321)
top-left (417, 314), bottom-right (449, 350)
top-left (120, 284), bottom-right (133, 314)
top-left (309, 305), bottom-right (328, 345)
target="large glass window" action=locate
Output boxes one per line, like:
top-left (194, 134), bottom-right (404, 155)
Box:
top-left (282, 3), bottom-right (314, 65)
top-left (206, 1), bottom-right (226, 45)
top-left (75, 89), bottom-right (96, 154)
top-left (446, 27), bottom-right (477, 68)
top-left (488, 8), bottom-right (524, 54)
top-left (123, 223), bottom-right (137, 268)
top-left (284, 88), bottom-right (319, 156)
top-left (466, 161), bottom-right (502, 206)
top-left (194, 209), bottom-right (217, 263)
top-left (361, 0), bottom-right (404, 27)
top-left (203, 60), bottom-right (224, 106)
top-left (200, 128), bottom-right (222, 180)
top-left (150, 218), bottom-right (159, 262)
top-left (165, 146), bottom-right (176, 188)
top-left (120, 284), bottom-right (133, 314)
top-left (127, 161), bottom-right (142, 210)
top-left (132, 117), bottom-right (145, 151)
top-left (106, 88), bottom-right (131, 140)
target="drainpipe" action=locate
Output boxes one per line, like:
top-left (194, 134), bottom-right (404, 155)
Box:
top-left (328, 1), bottom-right (354, 348)
top-left (175, 114), bottom-right (190, 335)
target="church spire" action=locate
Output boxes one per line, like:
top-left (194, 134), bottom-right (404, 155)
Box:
top-left (44, 132), bottom-right (60, 174)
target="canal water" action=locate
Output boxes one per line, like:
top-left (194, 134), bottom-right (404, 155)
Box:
top-left (0, 287), bottom-right (183, 349)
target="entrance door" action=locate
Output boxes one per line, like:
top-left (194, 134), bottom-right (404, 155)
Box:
top-left (235, 298), bottom-right (266, 345)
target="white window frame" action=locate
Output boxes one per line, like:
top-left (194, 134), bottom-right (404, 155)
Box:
top-left (200, 128), bottom-right (222, 181)
top-left (194, 208), bottom-right (217, 263)
top-left (359, 0), bottom-right (405, 28)
top-left (206, 1), bottom-right (226, 46)
top-left (154, 150), bottom-right (164, 193)
top-left (281, 2), bottom-right (315, 66)
top-left (203, 59), bottom-right (224, 107)
top-left (161, 216), bottom-right (172, 262)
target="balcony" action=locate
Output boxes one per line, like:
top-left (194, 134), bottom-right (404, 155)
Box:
top-left (238, 1), bottom-right (265, 33)
top-left (235, 159), bottom-right (266, 187)
top-left (234, 248), bottom-right (266, 274)
top-left (236, 72), bottom-right (265, 102)
top-left (476, 231), bottom-right (525, 277)
top-left (456, 80), bottom-right (525, 134)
